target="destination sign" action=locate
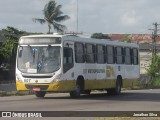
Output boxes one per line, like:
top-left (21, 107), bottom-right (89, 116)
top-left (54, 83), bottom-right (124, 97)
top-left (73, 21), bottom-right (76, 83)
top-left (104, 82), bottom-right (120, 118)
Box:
top-left (19, 37), bottom-right (61, 45)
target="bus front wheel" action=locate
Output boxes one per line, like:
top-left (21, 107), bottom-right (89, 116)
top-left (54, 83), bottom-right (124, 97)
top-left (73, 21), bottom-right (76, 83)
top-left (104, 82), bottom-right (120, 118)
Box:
top-left (107, 77), bottom-right (122, 95)
top-left (70, 84), bottom-right (81, 98)
top-left (35, 91), bottom-right (46, 98)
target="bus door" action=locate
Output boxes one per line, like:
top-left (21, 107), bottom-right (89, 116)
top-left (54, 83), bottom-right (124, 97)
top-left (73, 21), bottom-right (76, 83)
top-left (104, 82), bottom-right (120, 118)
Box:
top-left (63, 41), bottom-right (74, 79)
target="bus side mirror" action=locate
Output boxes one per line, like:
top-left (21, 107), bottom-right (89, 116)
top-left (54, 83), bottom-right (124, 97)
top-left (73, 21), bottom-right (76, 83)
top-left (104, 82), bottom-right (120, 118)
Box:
top-left (18, 46), bottom-right (23, 57)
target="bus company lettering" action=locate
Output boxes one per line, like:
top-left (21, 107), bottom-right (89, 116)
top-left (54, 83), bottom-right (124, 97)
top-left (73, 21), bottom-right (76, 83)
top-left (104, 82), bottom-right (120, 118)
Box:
top-left (88, 69), bottom-right (105, 74)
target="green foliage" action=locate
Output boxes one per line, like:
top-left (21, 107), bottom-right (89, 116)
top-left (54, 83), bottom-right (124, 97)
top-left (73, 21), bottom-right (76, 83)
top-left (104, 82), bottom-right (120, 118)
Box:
top-left (33, 0), bottom-right (70, 33)
top-left (2, 26), bottom-right (26, 40)
top-left (1, 40), bottom-right (17, 61)
top-left (146, 55), bottom-right (160, 79)
top-left (0, 27), bottom-right (27, 62)
top-left (122, 35), bottom-right (131, 43)
top-left (91, 33), bottom-right (111, 39)
top-left (146, 77), bottom-right (160, 88)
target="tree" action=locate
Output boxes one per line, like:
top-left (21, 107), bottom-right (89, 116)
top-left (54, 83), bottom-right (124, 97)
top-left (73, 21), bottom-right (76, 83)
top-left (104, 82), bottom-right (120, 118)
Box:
top-left (91, 33), bottom-right (111, 39)
top-left (1, 27), bottom-right (27, 62)
top-left (147, 55), bottom-right (160, 79)
top-left (33, 0), bottom-right (70, 33)
top-left (0, 26), bottom-right (28, 71)
top-left (122, 35), bottom-right (131, 43)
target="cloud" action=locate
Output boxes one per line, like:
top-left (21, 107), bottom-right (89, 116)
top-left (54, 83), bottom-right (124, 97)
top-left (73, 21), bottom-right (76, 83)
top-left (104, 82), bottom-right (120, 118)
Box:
top-left (121, 10), bottom-right (142, 26)
top-left (0, 0), bottom-right (160, 34)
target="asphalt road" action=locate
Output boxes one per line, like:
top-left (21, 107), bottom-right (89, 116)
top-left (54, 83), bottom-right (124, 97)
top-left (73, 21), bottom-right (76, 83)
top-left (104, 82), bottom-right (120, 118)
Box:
top-left (0, 89), bottom-right (160, 120)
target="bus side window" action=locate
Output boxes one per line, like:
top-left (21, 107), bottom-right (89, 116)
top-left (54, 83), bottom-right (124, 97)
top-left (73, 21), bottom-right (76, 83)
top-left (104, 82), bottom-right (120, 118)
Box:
top-left (97, 45), bottom-right (105, 64)
top-left (75, 42), bottom-right (85, 63)
top-left (132, 48), bottom-right (138, 65)
top-left (115, 46), bottom-right (123, 64)
top-left (124, 47), bottom-right (131, 65)
top-left (106, 46), bottom-right (115, 64)
top-left (63, 47), bottom-right (73, 73)
top-left (86, 44), bottom-right (96, 63)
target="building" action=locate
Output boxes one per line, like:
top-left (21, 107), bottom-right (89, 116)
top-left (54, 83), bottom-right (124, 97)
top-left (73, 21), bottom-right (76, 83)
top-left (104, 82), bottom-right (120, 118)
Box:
top-left (108, 34), bottom-right (160, 74)
top-left (108, 34), bottom-right (160, 44)
top-left (139, 43), bottom-right (160, 74)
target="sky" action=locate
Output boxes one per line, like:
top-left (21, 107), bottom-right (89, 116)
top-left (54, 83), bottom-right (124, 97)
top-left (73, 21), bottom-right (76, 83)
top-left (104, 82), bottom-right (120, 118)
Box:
top-left (0, 0), bottom-right (160, 35)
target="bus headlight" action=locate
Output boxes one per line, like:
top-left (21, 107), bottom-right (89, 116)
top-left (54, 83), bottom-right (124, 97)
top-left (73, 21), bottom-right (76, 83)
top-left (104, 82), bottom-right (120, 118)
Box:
top-left (16, 74), bottom-right (23, 82)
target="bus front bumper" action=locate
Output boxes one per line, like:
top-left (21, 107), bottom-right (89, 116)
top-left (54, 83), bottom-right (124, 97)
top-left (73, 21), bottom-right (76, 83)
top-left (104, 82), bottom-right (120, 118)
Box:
top-left (16, 80), bottom-right (76, 92)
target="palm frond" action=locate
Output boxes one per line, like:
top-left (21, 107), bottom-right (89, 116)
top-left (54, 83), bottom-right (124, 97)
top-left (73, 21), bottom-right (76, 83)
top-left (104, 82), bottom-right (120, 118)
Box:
top-left (55, 5), bottom-right (63, 16)
top-left (53, 22), bottom-right (67, 32)
top-left (47, 1), bottom-right (56, 17)
top-left (32, 18), bottom-right (46, 24)
top-left (33, 0), bottom-right (70, 33)
top-left (54, 15), bottom-right (70, 22)
top-left (50, 5), bottom-right (63, 20)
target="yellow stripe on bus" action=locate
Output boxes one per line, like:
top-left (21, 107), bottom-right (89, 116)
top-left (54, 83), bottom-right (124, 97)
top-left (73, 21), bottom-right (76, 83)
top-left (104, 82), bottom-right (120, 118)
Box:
top-left (16, 79), bottom-right (139, 92)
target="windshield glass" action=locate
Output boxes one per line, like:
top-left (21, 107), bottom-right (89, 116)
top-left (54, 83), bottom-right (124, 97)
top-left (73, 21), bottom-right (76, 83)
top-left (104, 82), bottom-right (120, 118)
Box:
top-left (17, 46), bottom-right (60, 74)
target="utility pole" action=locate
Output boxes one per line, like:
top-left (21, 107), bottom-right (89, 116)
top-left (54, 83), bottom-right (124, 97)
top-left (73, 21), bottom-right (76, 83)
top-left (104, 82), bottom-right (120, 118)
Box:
top-left (149, 22), bottom-right (160, 58)
top-left (77, 0), bottom-right (79, 33)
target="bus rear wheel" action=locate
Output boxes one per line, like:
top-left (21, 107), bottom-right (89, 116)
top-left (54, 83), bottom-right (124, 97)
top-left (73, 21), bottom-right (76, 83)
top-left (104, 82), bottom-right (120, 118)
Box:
top-left (107, 77), bottom-right (122, 95)
top-left (35, 91), bottom-right (46, 98)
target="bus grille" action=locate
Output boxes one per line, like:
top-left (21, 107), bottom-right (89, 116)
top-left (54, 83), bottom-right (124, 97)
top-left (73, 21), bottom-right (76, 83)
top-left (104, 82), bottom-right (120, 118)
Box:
top-left (25, 84), bottom-right (49, 90)
top-left (22, 75), bottom-right (53, 78)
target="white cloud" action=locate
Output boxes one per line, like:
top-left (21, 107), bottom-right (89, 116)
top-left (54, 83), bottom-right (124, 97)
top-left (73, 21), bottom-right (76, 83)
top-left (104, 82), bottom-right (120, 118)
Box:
top-left (0, 0), bottom-right (160, 34)
top-left (121, 10), bottom-right (142, 27)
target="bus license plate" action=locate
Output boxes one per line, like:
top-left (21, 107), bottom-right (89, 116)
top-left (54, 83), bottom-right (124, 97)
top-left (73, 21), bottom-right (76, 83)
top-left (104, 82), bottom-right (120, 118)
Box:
top-left (33, 88), bottom-right (40, 91)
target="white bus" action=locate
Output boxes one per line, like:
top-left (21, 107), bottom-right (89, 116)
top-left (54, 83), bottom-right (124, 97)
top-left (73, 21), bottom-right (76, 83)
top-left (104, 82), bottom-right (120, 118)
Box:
top-left (16, 34), bottom-right (140, 98)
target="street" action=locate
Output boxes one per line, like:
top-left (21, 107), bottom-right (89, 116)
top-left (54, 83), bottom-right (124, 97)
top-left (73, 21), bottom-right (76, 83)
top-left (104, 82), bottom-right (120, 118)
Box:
top-left (0, 89), bottom-right (160, 120)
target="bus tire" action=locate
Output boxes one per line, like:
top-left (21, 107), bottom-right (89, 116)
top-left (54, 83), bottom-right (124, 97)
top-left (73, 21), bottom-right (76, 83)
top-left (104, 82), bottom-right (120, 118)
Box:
top-left (115, 77), bottom-right (122, 95)
top-left (70, 83), bottom-right (81, 98)
top-left (70, 77), bottom-right (84, 98)
top-left (35, 91), bottom-right (46, 98)
top-left (107, 77), bottom-right (122, 95)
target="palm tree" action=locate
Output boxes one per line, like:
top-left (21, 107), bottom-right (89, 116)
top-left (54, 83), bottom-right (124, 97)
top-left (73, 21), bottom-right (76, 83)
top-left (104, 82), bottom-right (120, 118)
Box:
top-left (33, 0), bottom-right (70, 33)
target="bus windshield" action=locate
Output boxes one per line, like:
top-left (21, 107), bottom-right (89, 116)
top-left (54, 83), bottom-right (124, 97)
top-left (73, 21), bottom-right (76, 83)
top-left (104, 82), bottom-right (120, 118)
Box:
top-left (17, 46), bottom-right (60, 74)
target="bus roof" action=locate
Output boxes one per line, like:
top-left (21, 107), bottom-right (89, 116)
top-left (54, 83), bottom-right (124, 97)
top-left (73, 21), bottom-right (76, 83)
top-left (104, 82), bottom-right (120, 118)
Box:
top-left (20, 34), bottom-right (139, 48)
top-left (20, 34), bottom-right (63, 39)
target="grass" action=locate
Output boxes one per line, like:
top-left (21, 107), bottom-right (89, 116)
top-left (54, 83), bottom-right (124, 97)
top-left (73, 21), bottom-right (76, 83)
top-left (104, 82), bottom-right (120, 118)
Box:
top-left (0, 90), bottom-right (34, 97)
top-left (137, 76), bottom-right (160, 89)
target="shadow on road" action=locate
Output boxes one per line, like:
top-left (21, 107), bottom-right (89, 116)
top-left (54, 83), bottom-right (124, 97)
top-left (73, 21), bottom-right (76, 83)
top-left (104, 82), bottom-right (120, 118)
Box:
top-left (43, 90), bottom-right (160, 102)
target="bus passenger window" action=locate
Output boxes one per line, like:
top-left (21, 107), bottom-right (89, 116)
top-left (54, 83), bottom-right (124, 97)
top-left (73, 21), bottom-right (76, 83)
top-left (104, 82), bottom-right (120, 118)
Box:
top-left (124, 47), bottom-right (131, 65)
top-left (86, 44), bottom-right (96, 63)
top-left (115, 47), bottom-right (123, 64)
top-left (63, 48), bottom-right (73, 73)
top-left (106, 46), bottom-right (114, 64)
top-left (132, 48), bottom-right (138, 65)
top-left (97, 45), bottom-right (105, 64)
top-left (75, 43), bottom-right (85, 63)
